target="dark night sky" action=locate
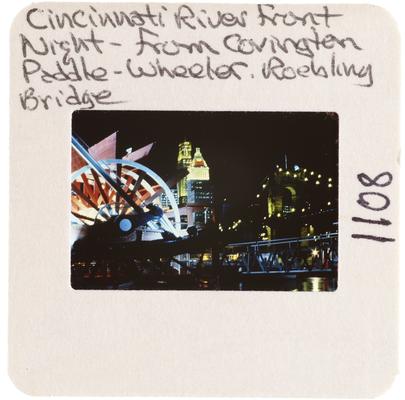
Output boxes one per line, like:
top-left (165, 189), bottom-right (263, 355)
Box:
top-left (72, 111), bottom-right (338, 208)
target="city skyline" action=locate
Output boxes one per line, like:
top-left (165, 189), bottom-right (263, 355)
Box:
top-left (73, 111), bottom-right (338, 213)
top-left (71, 111), bottom-right (338, 290)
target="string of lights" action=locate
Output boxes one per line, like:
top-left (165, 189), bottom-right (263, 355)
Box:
top-left (221, 163), bottom-right (337, 233)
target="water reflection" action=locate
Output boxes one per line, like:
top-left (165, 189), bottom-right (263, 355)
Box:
top-left (301, 277), bottom-right (334, 292)
top-left (72, 260), bottom-right (338, 291)
top-left (236, 275), bottom-right (337, 291)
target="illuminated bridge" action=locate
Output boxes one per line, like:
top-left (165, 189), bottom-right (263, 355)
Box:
top-left (222, 232), bottom-right (338, 275)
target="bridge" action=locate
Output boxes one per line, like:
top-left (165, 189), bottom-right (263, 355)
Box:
top-left (221, 232), bottom-right (338, 275)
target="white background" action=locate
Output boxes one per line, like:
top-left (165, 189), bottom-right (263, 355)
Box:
top-left (1, 0), bottom-right (404, 398)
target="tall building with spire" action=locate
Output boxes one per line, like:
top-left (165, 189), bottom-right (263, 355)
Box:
top-left (177, 140), bottom-right (193, 205)
top-left (175, 140), bottom-right (213, 229)
top-left (188, 147), bottom-right (210, 181)
top-left (187, 147), bottom-right (212, 206)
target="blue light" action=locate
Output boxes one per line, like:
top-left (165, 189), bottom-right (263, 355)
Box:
top-left (293, 165), bottom-right (300, 171)
top-left (119, 218), bottom-right (132, 232)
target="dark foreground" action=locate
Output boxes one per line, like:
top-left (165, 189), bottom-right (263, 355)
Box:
top-left (71, 263), bottom-right (338, 291)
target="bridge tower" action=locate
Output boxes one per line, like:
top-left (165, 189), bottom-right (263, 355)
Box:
top-left (263, 165), bottom-right (336, 240)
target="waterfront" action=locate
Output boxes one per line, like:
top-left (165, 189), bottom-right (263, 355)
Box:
top-left (71, 259), bottom-right (338, 291)
top-left (71, 111), bottom-right (338, 291)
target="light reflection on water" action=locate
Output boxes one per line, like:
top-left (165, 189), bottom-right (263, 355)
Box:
top-left (72, 261), bottom-right (338, 291)
top-left (238, 275), bottom-right (337, 291)
top-left (301, 277), bottom-right (333, 292)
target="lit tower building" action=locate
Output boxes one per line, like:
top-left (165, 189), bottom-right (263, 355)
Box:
top-left (188, 147), bottom-right (209, 180)
top-left (187, 147), bottom-right (212, 203)
top-left (175, 142), bottom-right (214, 230)
top-left (177, 140), bottom-right (193, 205)
top-left (186, 147), bottom-right (213, 228)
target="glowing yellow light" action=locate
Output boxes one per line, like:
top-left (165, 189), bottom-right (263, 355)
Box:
top-left (291, 207), bottom-right (295, 212)
top-left (256, 194), bottom-right (260, 198)
top-left (228, 253), bottom-right (239, 261)
top-left (278, 168), bottom-right (283, 172)
top-left (286, 171), bottom-right (290, 175)
top-left (328, 183), bottom-right (333, 188)
top-left (328, 178), bottom-right (332, 182)
top-left (315, 180), bottom-right (320, 185)
top-left (293, 174), bottom-right (297, 178)
top-left (327, 201), bottom-right (331, 206)
top-left (311, 248), bottom-right (320, 257)
top-left (310, 171), bottom-right (314, 175)
top-left (304, 177), bottom-right (308, 182)
top-left (262, 184), bottom-right (266, 188)
top-left (318, 174), bottom-right (322, 178)
top-left (277, 213), bottom-right (281, 217)
top-left (301, 208), bottom-right (305, 212)
top-left (303, 168), bottom-right (307, 172)
top-left (311, 277), bottom-right (323, 292)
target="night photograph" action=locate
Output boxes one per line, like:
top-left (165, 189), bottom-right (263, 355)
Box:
top-left (71, 111), bottom-right (338, 291)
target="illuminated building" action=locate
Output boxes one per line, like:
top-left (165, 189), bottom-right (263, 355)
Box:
top-left (187, 181), bottom-right (213, 204)
top-left (160, 188), bottom-right (179, 209)
top-left (187, 179), bottom-right (213, 227)
top-left (187, 147), bottom-right (212, 205)
top-left (177, 140), bottom-right (193, 204)
top-left (175, 141), bottom-right (213, 229)
top-left (188, 147), bottom-right (210, 180)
